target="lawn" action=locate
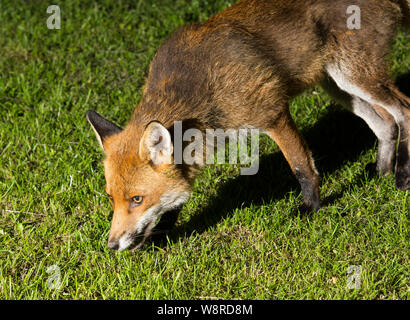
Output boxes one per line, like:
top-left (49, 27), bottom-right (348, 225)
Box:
top-left (0, 0), bottom-right (408, 299)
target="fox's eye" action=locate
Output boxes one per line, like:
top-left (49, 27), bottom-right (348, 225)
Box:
top-left (131, 196), bottom-right (144, 206)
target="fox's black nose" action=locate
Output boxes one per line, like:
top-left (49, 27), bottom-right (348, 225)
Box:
top-left (107, 239), bottom-right (119, 250)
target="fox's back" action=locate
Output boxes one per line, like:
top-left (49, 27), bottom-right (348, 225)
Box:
top-left (141, 0), bottom-right (402, 124)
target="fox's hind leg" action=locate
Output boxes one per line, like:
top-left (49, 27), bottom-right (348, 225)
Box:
top-left (326, 65), bottom-right (410, 190)
top-left (321, 76), bottom-right (398, 176)
top-left (266, 109), bottom-right (321, 212)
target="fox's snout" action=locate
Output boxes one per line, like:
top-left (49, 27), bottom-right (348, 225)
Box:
top-left (106, 215), bottom-right (154, 251)
top-left (107, 238), bottom-right (120, 250)
top-left (107, 232), bottom-right (142, 251)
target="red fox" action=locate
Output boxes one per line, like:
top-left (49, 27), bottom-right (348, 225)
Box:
top-left (87, 0), bottom-right (410, 251)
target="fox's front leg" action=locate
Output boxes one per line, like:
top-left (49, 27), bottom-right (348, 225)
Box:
top-left (266, 109), bottom-right (321, 212)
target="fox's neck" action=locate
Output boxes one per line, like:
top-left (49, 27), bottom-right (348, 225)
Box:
top-left (129, 96), bottom-right (210, 136)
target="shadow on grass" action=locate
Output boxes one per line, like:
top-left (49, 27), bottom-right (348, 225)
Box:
top-left (151, 73), bottom-right (410, 247)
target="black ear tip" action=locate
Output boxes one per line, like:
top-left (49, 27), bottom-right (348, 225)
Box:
top-left (85, 110), bottom-right (122, 142)
top-left (86, 110), bottom-right (104, 125)
top-left (86, 110), bottom-right (97, 120)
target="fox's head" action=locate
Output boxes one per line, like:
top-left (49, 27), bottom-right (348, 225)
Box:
top-left (86, 110), bottom-right (191, 251)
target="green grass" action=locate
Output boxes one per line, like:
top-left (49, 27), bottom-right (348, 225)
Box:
top-left (0, 0), bottom-right (409, 300)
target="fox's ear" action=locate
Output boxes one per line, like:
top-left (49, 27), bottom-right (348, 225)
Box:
top-left (139, 121), bottom-right (173, 165)
top-left (86, 110), bottom-right (122, 150)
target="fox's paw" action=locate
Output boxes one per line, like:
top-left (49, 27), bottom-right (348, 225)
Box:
top-left (395, 164), bottom-right (410, 190)
top-left (294, 200), bottom-right (321, 216)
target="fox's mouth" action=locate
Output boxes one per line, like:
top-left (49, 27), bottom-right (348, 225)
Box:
top-left (128, 220), bottom-right (156, 251)
top-left (128, 207), bottom-right (182, 251)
